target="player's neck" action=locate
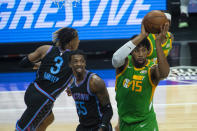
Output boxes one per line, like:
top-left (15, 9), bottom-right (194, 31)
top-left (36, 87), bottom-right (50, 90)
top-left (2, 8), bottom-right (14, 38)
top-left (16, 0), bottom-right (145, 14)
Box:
top-left (75, 70), bottom-right (87, 84)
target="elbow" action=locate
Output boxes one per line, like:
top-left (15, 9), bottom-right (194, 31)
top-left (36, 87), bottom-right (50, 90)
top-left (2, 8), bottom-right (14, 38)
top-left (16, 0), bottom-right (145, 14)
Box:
top-left (112, 55), bottom-right (118, 68)
top-left (112, 54), bottom-right (123, 68)
top-left (160, 68), bottom-right (170, 79)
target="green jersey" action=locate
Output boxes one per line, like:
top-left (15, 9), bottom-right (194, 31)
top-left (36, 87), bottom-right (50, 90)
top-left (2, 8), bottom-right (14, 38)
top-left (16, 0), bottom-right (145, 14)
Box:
top-left (115, 55), bottom-right (156, 124)
top-left (147, 32), bottom-right (172, 63)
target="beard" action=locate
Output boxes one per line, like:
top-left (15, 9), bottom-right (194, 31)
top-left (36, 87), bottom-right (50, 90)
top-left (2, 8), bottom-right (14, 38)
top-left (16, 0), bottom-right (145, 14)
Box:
top-left (76, 72), bottom-right (83, 78)
top-left (75, 69), bottom-right (86, 80)
top-left (133, 57), bottom-right (146, 68)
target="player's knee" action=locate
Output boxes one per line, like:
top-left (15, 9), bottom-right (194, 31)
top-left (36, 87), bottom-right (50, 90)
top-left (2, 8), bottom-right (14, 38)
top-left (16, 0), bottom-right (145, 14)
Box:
top-left (40, 112), bottom-right (55, 128)
top-left (43, 112), bottom-right (55, 126)
top-left (47, 112), bottom-right (55, 124)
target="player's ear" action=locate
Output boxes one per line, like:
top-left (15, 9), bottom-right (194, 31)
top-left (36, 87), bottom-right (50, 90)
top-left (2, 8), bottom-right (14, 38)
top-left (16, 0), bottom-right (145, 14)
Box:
top-left (69, 40), bottom-right (76, 50)
top-left (65, 41), bottom-right (72, 50)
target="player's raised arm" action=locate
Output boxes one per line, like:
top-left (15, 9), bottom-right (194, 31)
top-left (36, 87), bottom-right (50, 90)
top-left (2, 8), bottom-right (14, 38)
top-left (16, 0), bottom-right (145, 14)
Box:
top-left (89, 75), bottom-right (113, 131)
top-left (151, 23), bottom-right (170, 84)
top-left (19, 45), bottom-right (51, 68)
top-left (112, 24), bottom-right (148, 69)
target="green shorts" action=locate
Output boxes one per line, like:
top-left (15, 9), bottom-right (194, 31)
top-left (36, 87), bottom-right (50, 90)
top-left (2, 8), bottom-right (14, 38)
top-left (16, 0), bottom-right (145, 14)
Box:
top-left (119, 115), bottom-right (159, 131)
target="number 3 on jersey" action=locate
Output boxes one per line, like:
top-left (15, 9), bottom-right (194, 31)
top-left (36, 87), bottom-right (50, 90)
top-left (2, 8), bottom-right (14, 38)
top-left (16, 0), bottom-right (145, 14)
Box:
top-left (75, 101), bottom-right (87, 116)
top-left (50, 56), bottom-right (63, 74)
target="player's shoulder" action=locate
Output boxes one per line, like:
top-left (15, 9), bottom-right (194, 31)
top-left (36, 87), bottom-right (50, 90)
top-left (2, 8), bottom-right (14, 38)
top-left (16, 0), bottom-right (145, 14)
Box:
top-left (168, 32), bottom-right (174, 41)
top-left (39, 45), bottom-right (52, 50)
top-left (90, 73), bottom-right (101, 81)
top-left (37, 45), bottom-right (53, 54)
top-left (89, 73), bottom-right (106, 93)
top-left (37, 45), bottom-right (52, 51)
top-left (89, 73), bottom-right (104, 85)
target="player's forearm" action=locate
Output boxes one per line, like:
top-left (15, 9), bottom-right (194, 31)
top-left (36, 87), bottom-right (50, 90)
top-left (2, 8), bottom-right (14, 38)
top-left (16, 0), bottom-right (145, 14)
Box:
top-left (19, 56), bottom-right (35, 68)
top-left (112, 34), bottom-right (146, 68)
top-left (100, 103), bottom-right (113, 130)
top-left (155, 39), bottom-right (170, 78)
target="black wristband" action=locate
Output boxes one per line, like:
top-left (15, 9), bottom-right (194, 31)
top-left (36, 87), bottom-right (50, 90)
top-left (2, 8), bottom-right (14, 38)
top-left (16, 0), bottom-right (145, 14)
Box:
top-left (19, 56), bottom-right (35, 68)
top-left (100, 123), bottom-right (108, 131)
top-left (100, 103), bottom-right (113, 126)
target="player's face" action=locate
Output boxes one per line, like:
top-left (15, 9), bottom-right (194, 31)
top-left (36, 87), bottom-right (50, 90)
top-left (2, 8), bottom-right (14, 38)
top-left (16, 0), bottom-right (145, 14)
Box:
top-left (132, 46), bottom-right (148, 67)
top-left (70, 54), bottom-right (86, 76)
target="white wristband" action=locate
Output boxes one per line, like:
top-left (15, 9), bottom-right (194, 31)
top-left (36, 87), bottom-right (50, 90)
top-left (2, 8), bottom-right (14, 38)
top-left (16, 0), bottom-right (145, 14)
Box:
top-left (112, 41), bottom-right (136, 68)
top-left (164, 13), bottom-right (171, 21)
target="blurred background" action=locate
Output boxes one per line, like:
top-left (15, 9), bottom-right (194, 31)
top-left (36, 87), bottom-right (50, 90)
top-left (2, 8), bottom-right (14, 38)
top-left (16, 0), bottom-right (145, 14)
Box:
top-left (0, 0), bottom-right (197, 130)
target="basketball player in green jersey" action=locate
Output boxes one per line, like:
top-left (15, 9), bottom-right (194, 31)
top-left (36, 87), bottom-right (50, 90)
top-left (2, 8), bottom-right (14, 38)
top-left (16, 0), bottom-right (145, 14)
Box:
top-left (112, 22), bottom-right (170, 131)
top-left (147, 12), bottom-right (174, 63)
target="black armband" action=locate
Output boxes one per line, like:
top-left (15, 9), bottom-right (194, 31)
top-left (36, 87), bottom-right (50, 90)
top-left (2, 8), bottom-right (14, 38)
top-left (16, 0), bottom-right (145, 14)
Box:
top-left (100, 123), bottom-right (108, 131)
top-left (100, 103), bottom-right (113, 131)
top-left (19, 56), bottom-right (35, 68)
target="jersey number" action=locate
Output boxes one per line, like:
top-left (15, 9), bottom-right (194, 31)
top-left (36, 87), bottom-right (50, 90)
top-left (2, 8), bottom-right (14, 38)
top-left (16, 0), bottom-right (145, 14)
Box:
top-left (75, 101), bottom-right (87, 116)
top-left (132, 80), bottom-right (142, 92)
top-left (50, 56), bottom-right (63, 74)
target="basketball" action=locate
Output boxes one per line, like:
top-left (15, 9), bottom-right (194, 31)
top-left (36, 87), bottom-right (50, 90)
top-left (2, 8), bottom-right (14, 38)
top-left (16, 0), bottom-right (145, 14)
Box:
top-left (143, 10), bottom-right (168, 34)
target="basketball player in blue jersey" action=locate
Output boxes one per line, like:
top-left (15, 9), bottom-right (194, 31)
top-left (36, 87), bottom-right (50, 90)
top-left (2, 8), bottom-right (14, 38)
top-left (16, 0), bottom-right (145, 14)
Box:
top-left (15, 27), bottom-right (80, 131)
top-left (66, 50), bottom-right (113, 131)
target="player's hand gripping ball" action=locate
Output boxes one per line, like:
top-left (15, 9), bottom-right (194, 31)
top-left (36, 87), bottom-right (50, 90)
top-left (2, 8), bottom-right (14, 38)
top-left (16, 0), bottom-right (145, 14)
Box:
top-left (143, 10), bottom-right (168, 34)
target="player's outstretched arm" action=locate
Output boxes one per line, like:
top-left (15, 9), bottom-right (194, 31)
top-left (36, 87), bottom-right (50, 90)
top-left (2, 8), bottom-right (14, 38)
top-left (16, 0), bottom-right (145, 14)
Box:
top-left (19, 45), bottom-right (51, 68)
top-left (89, 75), bottom-right (113, 131)
top-left (112, 24), bottom-right (148, 69)
top-left (151, 23), bottom-right (170, 85)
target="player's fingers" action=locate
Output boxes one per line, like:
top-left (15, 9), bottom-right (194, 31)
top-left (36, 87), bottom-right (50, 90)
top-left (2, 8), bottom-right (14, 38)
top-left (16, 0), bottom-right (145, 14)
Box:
top-left (164, 23), bottom-right (169, 32)
top-left (160, 26), bottom-right (164, 35)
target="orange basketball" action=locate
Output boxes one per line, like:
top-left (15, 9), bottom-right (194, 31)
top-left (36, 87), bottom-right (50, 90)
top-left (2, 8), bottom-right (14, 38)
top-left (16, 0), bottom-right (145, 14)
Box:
top-left (143, 10), bottom-right (168, 34)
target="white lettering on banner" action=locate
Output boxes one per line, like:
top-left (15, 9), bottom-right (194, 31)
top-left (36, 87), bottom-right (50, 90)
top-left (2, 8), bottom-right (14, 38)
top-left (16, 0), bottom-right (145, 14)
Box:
top-left (127, 0), bottom-right (150, 25)
top-left (9, 0), bottom-right (40, 29)
top-left (90, 0), bottom-right (109, 26)
top-left (72, 0), bottom-right (91, 27)
top-left (35, 0), bottom-right (58, 28)
top-left (0, 0), bottom-right (15, 29)
top-left (0, 0), bottom-right (157, 29)
top-left (55, 1), bottom-right (73, 27)
top-left (108, 0), bottom-right (133, 26)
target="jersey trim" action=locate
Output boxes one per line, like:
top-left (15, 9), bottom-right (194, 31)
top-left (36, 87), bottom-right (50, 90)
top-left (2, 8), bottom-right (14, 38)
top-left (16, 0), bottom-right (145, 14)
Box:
top-left (116, 59), bottom-right (129, 78)
top-left (34, 82), bottom-right (55, 102)
top-left (148, 66), bottom-right (156, 102)
top-left (169, 33), bottom-right (172, 49)
top-left (62, 74), bottom-right (73, 88)
top-left (74, 70), bottom-right (89, 87)
top-left (134, 60), bottom-right (150, 71)
top-left (147, 35), bottom-right (154, 57)
top-left (95, 96), bottom-right (102, 118)
top-left (161, 32), bottom-right (170, 47)
top-left (115, 59), bottom-right (129, 91)
top-left (87, 73), bottom-right (96, 96)
top-left (46, 46), bottom-right (53, 55)
top-left (16, 121), bottom-right (22, 131)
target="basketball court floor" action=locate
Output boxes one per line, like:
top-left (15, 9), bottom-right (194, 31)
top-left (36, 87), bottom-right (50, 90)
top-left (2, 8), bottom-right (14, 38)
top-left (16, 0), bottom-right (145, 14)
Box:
top-left (0, 67), bottom-right (197, 131)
